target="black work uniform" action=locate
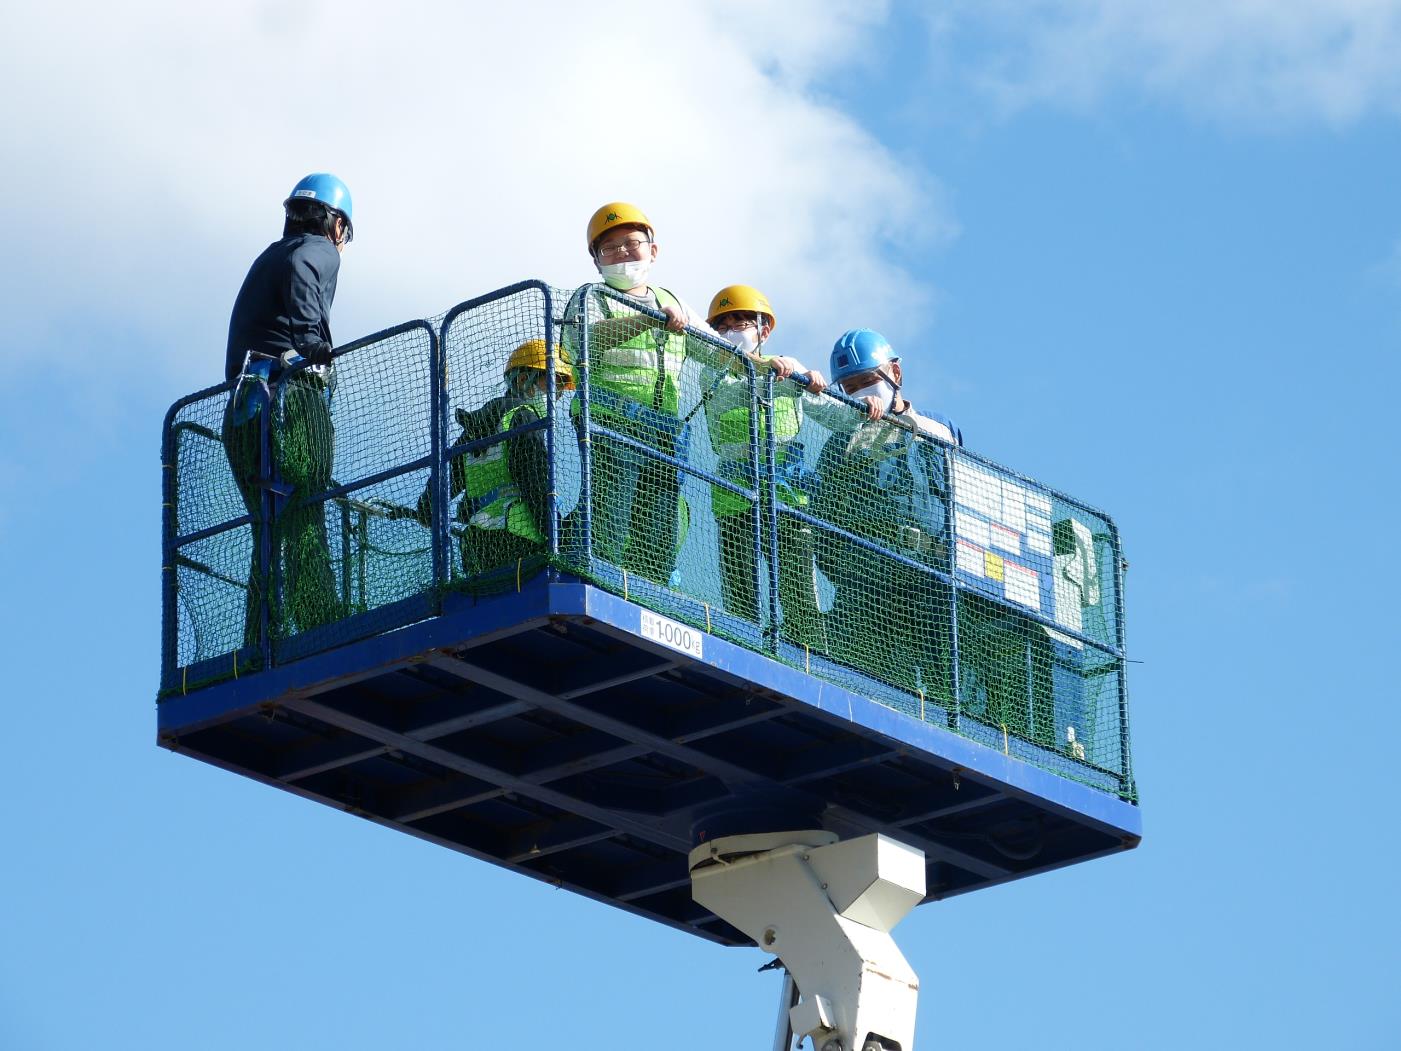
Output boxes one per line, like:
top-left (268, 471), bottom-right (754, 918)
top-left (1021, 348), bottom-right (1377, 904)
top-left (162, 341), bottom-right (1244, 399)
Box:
top-left (223, 233), bottom-right (342, 646)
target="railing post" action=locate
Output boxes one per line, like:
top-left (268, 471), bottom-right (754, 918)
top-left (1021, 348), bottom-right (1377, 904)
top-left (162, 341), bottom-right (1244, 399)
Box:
top-left (573, 289), bottom-right (594, 568)
top-left (762, 371), bottom-right (781, 655)
top-left (543, 288), bottom-right (560, 560)
top-left (1108, 519), bottom-right (1135, 798)
top-left (736, 355), bottom-right (763, 642)
top-left (945, 447), bottom-right (963, 730)
top-left (431, 323), bottom-right (449, 590)
top-left (259, 382), bottom-right (275, 664)
top-left (160, 412), bottom-right (179, 690)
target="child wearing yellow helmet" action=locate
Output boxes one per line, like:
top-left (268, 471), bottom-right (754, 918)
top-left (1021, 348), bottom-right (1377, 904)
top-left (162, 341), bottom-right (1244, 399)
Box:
top-left (399, 338), bottom-right (571, 591)
top-left (703, 284), bottom-right (834, 647)
top-left (562, 202), bottom-right (717, 587)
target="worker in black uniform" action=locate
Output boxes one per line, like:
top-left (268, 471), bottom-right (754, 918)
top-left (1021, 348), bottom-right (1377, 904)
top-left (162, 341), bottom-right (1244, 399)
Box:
top-left (223, 173), bottom-right (352, 646)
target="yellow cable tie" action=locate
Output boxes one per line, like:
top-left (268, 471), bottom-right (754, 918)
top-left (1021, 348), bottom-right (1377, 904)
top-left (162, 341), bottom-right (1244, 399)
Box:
top-left (1001, 723), bottom-right (1009, 754)
top-left (233, 652), bottom-right (238, 680)
top-left (161, 502), bottom-right (174, 509)
top-left (704, 603), bottom-right (712, 633)
top-left (516, 558), bottom-right (523, 593)
top-left (182, 666), bottom-right (187, 695)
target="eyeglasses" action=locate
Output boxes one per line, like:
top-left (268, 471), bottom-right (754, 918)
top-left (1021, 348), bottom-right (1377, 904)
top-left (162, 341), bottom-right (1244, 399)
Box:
top-left (712, 317), bottom-right (759, 333)
top-left (595, 236), bottom-right (653, 261)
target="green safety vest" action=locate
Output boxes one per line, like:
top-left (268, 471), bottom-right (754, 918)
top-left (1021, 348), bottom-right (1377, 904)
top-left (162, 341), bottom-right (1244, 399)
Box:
top-left (463, 400), bottom-right (544, 542)
top-left (569, 286), bottom-right (689, 418)
top-left (705, 365), bottom-right (808, 517)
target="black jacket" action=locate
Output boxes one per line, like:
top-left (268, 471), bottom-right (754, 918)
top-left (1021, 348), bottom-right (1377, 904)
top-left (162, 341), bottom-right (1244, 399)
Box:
top-left (225, 233), bottom-right (340, 382)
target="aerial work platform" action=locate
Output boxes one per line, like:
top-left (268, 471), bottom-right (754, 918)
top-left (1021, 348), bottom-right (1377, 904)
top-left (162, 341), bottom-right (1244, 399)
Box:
top-left (160, 277), bottom-right (1139, 1036)
top-left (159, 571), bottom-right (1137, 944)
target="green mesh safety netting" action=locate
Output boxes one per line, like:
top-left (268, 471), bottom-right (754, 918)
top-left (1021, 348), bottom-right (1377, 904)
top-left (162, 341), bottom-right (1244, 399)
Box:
top-left (164, 321), bottom-right (437, 690)
top-left (163, 282), bottom-right (1132, 798)
top-left (439, 284), bottom-right (563, 592)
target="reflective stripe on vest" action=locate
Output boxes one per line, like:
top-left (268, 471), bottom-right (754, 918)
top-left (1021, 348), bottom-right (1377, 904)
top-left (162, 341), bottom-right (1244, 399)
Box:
top-left (583, 287), bottom-right (687, 417)
top-left (597, 346), bottom-right (663, 369)
top-left (705, 370), bottom-right (806, 517)
top-left (463, 401), bottom-right (544, 542)
top-left (709, 395), bottom-right (803, 464)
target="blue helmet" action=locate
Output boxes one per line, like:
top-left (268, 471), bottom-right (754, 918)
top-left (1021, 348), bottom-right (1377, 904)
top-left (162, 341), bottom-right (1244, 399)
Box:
top-left (284, 173), bottom-right (353, 228)
top-left (830, 328), bottom-right (898, 383)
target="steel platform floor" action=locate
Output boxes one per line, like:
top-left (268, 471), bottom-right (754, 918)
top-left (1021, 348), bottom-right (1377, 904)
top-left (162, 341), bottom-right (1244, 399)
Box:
top-left (158, 575), bottom-right (1141, 946)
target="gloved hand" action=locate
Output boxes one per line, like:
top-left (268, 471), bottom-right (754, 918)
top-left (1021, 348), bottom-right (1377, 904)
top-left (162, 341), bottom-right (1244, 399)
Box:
top-left (300, 341), bottom-right (334, 366)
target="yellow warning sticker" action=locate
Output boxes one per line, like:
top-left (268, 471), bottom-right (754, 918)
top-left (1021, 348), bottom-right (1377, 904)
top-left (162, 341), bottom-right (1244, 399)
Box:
top-left (984, 551), bottom-right (1005, 581)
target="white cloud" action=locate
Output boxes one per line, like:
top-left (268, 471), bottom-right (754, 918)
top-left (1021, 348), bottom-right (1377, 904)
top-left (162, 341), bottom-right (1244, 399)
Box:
top-left (0, 0), bottom-right (947, 393)
top-left (925, 0), bottom-right (1401, 125)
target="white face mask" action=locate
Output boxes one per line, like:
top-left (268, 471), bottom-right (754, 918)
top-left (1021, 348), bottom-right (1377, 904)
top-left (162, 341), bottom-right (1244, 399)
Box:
top-left (723, 327), bottom-right (760, 355)
top-left (599, 259), bottom-right (651, 290)
top-left (846, 378), bottom-right (896, 410)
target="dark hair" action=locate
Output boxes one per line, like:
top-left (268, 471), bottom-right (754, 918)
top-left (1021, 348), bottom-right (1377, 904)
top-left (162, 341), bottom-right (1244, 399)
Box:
top-left (283, 198), bottom-right (352, 243)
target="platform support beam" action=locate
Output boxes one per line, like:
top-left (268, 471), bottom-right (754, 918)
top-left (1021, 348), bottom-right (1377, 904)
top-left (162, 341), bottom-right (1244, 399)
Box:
top-left (690, 831), bottom-right (925, 1051)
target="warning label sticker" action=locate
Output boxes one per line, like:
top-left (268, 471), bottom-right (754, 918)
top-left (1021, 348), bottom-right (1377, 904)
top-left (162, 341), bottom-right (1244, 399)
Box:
top-left (984, 550), bottom-right (1006, 582)
top-left (990, 522), bottom-right (1021, 555)
top-left (957, 539), bottom-right (985, 577)
top-left (1004, 561), bottom-right (1041, 611)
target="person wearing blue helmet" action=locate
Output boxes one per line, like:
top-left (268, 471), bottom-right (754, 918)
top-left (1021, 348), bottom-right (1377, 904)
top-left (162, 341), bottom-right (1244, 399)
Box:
top-left (811, 328), bottom-right (962, 702)
top-left (222, 173), bottom-right (354, 646)
top-left (827, 328), bottom-right (961, 442)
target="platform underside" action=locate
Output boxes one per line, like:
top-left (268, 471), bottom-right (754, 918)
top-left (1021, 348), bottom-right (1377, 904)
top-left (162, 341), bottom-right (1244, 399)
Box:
top-left (158, 577), bottom-right (1140, 946)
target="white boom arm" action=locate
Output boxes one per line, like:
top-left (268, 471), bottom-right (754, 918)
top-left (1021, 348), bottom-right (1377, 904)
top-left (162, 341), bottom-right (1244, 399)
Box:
top-left (690, 831), bottom-right (925, 1051)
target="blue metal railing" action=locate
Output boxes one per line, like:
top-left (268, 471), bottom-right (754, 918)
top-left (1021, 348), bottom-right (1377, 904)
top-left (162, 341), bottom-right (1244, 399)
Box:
top-left (160, 280), bottom-right (1133, 799)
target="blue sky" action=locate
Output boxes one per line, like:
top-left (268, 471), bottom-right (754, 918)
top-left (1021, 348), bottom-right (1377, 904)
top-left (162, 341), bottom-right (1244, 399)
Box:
top-left (2, 2), bottom-right (1399, 1047)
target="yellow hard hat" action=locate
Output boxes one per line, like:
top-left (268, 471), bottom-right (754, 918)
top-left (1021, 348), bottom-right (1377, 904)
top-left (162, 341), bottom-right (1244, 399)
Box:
top-left (587, 202), bottom-right (653, 253)
top-left (505, 339), bottom-right (575, 390)
top-left (707, 284), bottom-right (776, 332)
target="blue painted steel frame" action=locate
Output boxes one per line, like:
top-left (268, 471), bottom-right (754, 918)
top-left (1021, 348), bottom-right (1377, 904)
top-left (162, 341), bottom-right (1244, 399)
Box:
top-left (161, 277), bottom-right (1138, 939)
top-left (163, 320), bottom-right (439, 689)
top-left (164, 281), bottom-right (1131, 795)
top-left (161, 378), bottom-right (244, 692)
top-left (160, 579), bottom-right (1136, 828)
top-left (571, 281), bottom-right (769, 604)
top-left (437, 280), bottom-right (559, 574)
top-left (158, 574), bottom-right (1140, 944)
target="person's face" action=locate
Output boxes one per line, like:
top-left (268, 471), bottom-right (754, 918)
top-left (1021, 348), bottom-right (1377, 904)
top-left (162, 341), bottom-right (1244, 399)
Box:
top-left (519, 369), bottom-right (574, 396)
top-left (593, 225), bottom-right (658, 267)
top-left (712, 311), bottom-right (773, 342)
top-left (838, 360), bottom-right (901, 394)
